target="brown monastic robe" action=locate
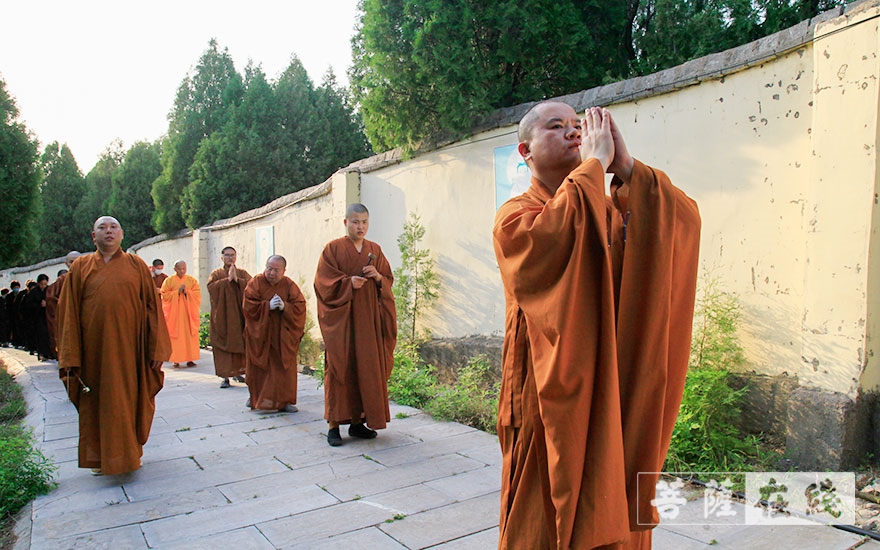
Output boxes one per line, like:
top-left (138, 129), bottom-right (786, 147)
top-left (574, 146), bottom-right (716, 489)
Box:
top-left (207, 266), bottom-right (251, 377)
top-left (57, 250), bottom-right (171, 475)
top-left (153, 272), bottom-right (167, 289)
top-left (160, 274), bottom-right (201, 363)
top-left (242, 274), bottom-right (306, 410)
top-left (314, 238), bottom-right (397, 429)
top-left (44, 272), bottom-right (66, 356)
top-left (493, 158), bottom-right (701, 549)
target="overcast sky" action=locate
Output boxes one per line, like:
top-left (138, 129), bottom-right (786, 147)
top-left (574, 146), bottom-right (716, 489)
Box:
top-left (1, 0), bottom-right (361, 172)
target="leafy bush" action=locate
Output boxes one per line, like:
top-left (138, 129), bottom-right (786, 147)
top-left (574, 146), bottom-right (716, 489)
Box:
top-left (0, 365), bottom-right (56, 521)
top-left (425, 355), bottom-right (498, 434)
top-left (387, 345), bottom-right (438, 409)
top-left (199, 312), bottom-right (211, 348)
top-left (0, 425), bottom-right (56, 518)
top-left (296, 280), bottom-right (322, 368)
top-left (665, 274), bottom-right (773, 472)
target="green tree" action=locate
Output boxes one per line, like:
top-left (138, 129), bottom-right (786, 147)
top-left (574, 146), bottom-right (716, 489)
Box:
top-left (107, 141), bottom-right (162, 246)
top-left (37, 142), bottom-right (86, 260)
top-left (393, 214), bottom-right (439, 349)
top-left (310, 69), bottom-right (373, 178)
top-left (153, 39), bottom-right (243, 233)
top-left (350, 0), bottom-right (626, 151)
top-left (273, 55), bottom-right (320, 184)
top-left (185, 64), bottom-right (282, 227)
top-left (73, 140), bottom-right (124, 252)
top-left (630, 0), bottom-right (845, 74)
top-left (0, 79), bottom-right (41, 268)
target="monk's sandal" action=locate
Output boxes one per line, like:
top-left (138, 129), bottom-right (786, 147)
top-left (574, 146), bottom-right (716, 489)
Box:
top-left (327, 428), bottom-right (343, 447)
top-left (348, 423), bottom-right (377, 439)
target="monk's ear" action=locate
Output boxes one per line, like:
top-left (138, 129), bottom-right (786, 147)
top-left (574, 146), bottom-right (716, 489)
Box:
top-left (517, 141), bottom-right (531, 162)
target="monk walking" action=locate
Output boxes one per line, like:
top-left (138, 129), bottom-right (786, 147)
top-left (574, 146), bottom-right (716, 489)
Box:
top-left (57, 216), bottom-right (170, 476)
top-left (151, 259), bottom-right (168, 290)
top-left (492, 104), bottom-right (701, 549)
top-left (242, 255), bottom-right (305, 413)
top-left (207, 246), bottom-right (251, 388)
top-left (314, 203), bottom-right (397, 447)
top-left (160, 260), bottom-right (201, 368)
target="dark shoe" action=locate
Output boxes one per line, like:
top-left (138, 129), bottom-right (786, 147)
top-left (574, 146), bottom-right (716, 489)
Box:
top-left (277, 404), bottom-right (298, 413)
top-left (186, 361), bottom-right (197, 367)
top-left (234, 375), bottom-right (245, 383)
top-left (173, 363), bottom-right (181, 368)
top-left (327, 427), bottom-right (343, 447)
top-left (220, 378), bottom-right (230, 388)
top-left (245, 397), bottom-right (252, 409)
top-left (348, 423), bottom-right (377, 439)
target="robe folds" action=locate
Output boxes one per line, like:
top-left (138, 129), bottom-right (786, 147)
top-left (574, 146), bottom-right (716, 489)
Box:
top-left (207, 266), bottom-right (251, 377)
top-left (492, 158), bottom-right (701, 550)
top-left (314, 238), bottom-right (397, 429)
top-left (153, 272), bottom-right (167, 290)
top-left (57, 250), bottom-right (171, 475)
top-left (44, 273), bottom-right (66, 356)
top-left (242, 274), bottom-right (306, 410)
top-left (160, 274), bottom-right (201, 363)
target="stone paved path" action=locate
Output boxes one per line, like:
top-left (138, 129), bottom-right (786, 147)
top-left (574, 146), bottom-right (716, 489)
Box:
top-left (5, 347), bottom-right (880, 549)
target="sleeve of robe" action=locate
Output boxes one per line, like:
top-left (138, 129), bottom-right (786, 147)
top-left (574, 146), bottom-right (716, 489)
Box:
top-left (56, 257), bottom-right (87, 407)
top-left (280, 280), bottom-right (307, 367)
top-left (494, 158), bottom-right (630, 548)
top-left (314, 241), bottom-right (355, 381)
top-left (130, 254), bottom-right (171, 444)
top-left (371, 245), bottom-right (398, 379)
top-left (610, 160), bottom-right (701, 529)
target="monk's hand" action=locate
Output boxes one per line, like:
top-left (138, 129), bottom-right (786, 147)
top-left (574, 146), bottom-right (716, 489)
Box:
top-left (228, 264), bottom-right (236, 282)
top-left (270, 294), bottom-right (285, 311)
top-left (580, 107), bottom-right (614, 172)
top-left (351, 275), bottom-right (367, 289)
top-left (607, 111), bottom-right (634, 183)
top-left (178, 284), bottom-right (186, 295)
top-left (362, 265), bottom-right (382, 282)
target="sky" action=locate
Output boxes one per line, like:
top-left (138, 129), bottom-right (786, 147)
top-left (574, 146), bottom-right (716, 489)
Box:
top-left (1, 0), bottom-right (361, 172)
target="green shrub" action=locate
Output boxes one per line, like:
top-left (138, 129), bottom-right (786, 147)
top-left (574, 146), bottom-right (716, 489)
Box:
top-left (0, 366), bottom-right (56, 521)
top-left (0, 425), bottom-right (56, 518)
top-left (665, 273), bottom-right (774, 473)
top-left (388, 345), bottom-right (438, 409)
top-left (425, 355), bottom-right (498, 434)
top-left (199, 312), bottom-right (211, 348)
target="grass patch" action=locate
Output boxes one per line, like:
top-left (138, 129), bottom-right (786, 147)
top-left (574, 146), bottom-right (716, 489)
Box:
top-left (0, 359), bottom-right (57, 547)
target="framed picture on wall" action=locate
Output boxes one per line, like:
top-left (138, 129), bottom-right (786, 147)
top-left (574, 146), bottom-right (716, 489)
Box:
top-left (255, 226), bottom-right (275, 269)
top-left (494, 144), bottom-right (531, 210)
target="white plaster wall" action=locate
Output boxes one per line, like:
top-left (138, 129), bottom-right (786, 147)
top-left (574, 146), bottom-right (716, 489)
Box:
top-left (361, 127), bottom-right (515, 338)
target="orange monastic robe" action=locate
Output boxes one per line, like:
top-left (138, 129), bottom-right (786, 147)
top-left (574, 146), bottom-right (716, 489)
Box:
top-left (314, 238), bottom-right (397, 429)
top-left (207, 266), bottom-right (251, 377)
top-left (160, 273), bottom-right (201, 363)
top-left (243, 274), bottom-right (306, 410)
top-left (57, 250), bottom-right (171, 475)
top-left (44, 272), bottom-right (66, 356)
top-left (493, 159), bottom-right (701, 549)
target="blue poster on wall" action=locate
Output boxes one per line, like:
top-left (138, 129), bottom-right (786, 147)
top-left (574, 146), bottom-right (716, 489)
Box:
top-left (255, 226), bottom-right (275, 269)
top-left (494, 144), bottom-right (531, 210)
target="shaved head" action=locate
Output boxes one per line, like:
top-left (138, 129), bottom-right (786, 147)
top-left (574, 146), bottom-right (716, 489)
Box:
top-left (345, 203), bottom-right (369, 219)
top-left (518, 101), bottom-right (577, 142)
top-left (65, 251), bottom-right (81, 267)
top-left (93, 216), bottom-right (121, 232)
top-left (266, 254), bottom-right (287, 268)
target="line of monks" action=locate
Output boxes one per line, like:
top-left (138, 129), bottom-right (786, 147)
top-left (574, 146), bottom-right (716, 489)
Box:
top-left (6, 103), bottom-right (702, 549)
top-left (48, 203), bottom-right (397, 478)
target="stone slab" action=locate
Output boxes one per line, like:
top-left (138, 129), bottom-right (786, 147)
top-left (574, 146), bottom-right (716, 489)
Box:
top-left (379, 492), bottom-right (500, 548)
